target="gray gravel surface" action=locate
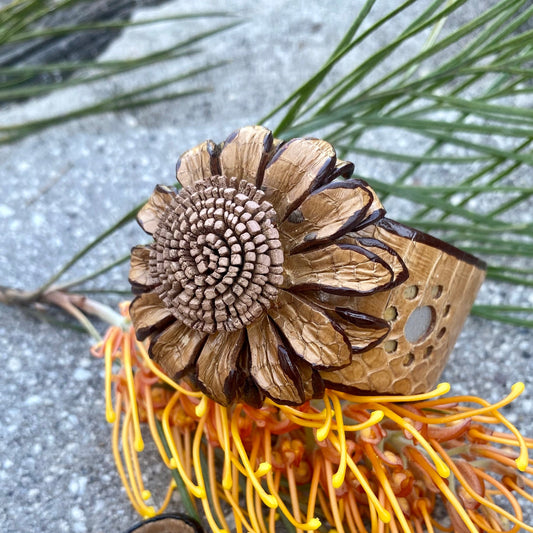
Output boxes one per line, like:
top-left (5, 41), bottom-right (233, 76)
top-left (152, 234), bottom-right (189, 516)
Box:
top-left (1, 1), bottom-right (532, 532)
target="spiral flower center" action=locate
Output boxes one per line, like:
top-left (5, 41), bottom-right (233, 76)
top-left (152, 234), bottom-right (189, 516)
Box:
top-left (150, 176), bottom-right (284, 333)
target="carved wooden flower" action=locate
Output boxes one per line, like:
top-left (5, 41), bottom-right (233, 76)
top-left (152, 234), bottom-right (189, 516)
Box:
top-left (129, 126), bottom-right (408, 406)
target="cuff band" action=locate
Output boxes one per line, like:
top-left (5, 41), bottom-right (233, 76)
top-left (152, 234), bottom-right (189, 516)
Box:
top-left (321, 218), bottom-right (486, 395)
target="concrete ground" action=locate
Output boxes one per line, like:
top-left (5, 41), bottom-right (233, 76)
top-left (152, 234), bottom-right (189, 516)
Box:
top-left (0, 1), bottom-right (532, 531)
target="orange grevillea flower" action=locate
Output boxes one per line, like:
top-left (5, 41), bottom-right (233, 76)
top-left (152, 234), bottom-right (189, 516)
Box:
top-left (92, 305), bottom-right (533, 533)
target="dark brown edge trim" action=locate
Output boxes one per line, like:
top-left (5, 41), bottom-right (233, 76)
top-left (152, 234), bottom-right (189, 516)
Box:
top-left (378, 218), bottom-right (487, 270)
top-left (320, 379), bottom-right (397, 398)
top-left (353, 236), bottom-right (409, 287)
top-left (329, 308), bottom-right (390, 354)
top-left (125, 513), bottom-right (204, 533)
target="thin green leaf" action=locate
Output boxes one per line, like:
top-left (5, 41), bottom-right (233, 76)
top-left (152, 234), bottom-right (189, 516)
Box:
top-left (6, 11), bottom-right (233, 43)
top-left (471, 305), bottom-right (533, 328)
top-left (55, 254), bottom-right (131, 292)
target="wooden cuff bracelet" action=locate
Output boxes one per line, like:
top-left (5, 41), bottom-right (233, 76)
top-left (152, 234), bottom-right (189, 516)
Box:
top-left (129, 125), bottom-right (487, 405)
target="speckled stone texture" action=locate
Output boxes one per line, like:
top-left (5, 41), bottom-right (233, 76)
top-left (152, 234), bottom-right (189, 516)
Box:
top-left (0, 1), bottom-right (532, 532)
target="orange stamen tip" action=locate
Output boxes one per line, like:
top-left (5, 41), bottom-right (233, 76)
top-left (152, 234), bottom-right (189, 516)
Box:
top-left (306, 518), bottom-right (321, 530)
top-left (516, 456), bottom-right (528, 472)
top-left (141, 490), bottom-right (151, 500)
top-left (142, 506), bottom-right (156, 518)
top-left (369, 410), bottom-right (384, 423)
top-left (437, 463), bottom-right (451, 478)
top-left (512, 382), bottom-right (525, 395)
top-left (436, 382), bottom-right (451, 394)
top-left (316, 427), bottom-right (329, 441)
top-left (195, 395), bottom-right (208, 417)
top-left (332, 470), bottom-right (344, 489)
top-left (254, 462), bottom-right (271, 477)
top-left (263, 494), bottom-right (278, 509)
top-left (134, 436), bottom-right (144, 453)
top-left (192, 486), bottom-right (206, 499)
top-left (222, 476), bottom-right (232, 491)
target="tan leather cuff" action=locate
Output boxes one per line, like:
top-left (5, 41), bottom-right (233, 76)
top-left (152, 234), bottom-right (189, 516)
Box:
top-left (321, 218), bottom-right (486, 396)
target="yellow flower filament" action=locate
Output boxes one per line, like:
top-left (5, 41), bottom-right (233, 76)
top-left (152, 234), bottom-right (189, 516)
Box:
top-left (111, 392), bottom-right (144, 516)
top-left (416, 500), bottom-right (434, 533)
top-left (214, 405), bottom-right (233, 490)
top-left (306, 456), bottom-right (321, 531)
top-left (336, 382), bottom-right (451, 404)
top-left (317, 392), bottom-right (333, 441)
top-left (470, 466), bottom-right (525, 533)
top-left (469, 428), bottom-right (533, 449)
top-left (348, 490), bottom-right (366, 533)
top-left (286, 463), bottom-right (303, 533)
top-left (324, 457), bottom-right (346, 533)
top-left (368, 402), bottom-right (450, 478)
top-left (316, 481), bottom-right (336, 529)
top-left (403, 382), bottom-right (529, 471)
top-left (255, 485), bottom-right (269, 533)
top-left (504, 475), bottom-right (533, 505)
top-left (230, 407), bottom-right (277, 509)
top-left (143, 384), bottom-right (172, 467)
top-left (121, 408), bottom-right (153, 514)
top-left (104, 329), bottom-right (117, 423)
top-left (363, 443), bottom-right (411, 533)
top-left (245, 431), bottom-right (264, 533)
top-left (123, 334), bottom-right (144, 452)
top-left (330, 393), bottom-right (348, 489)
top-left (263, 427), bottom-right (321, 531)
top-left (342, 409), bottom-right (384, 432)
top-left (407, 446), bottom-right (478, 533)
top-left (327, 431), bottom-right (391, 523)
top-left (431, 438), bottom-right (532, 531)
top-left (162, 391), bottom-right (205, 498)
top-left (97, 318), bottom-right (533, 533)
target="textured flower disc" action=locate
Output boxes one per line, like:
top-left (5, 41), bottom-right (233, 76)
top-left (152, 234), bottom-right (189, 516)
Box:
top-left (150, 175), bottom-right (284, 334)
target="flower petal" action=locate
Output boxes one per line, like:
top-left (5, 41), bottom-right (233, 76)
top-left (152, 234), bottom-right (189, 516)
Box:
top-left (278, 180), bottom-right (373, 254)
top-left (137, 185), bottom-right (175, 235)
top-left (262, 138), bottom-right (336, 220)
top-left (339, 233), bottom-right (408, 287)
top-left (149, 321), bottom-right (207, 379)
top-left (129, 245), bottom-right (158, 294)
top-left (283, 243), bottom-right (394, 295)
top-left (333, 308), bottom-right (390, 353)
top-left (129, 292), bottom-right (175, 341)
top-left (268, 291), bottom-right (351, 368)
top-left (247, 315), bottom-right (305, 404)
top-left (219, 126), bottom-right (275, 187)
top-left (175, 139), bottom-right (220, 188)
top-left (196, 330), bottom-right (245, 405)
